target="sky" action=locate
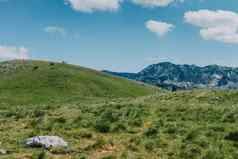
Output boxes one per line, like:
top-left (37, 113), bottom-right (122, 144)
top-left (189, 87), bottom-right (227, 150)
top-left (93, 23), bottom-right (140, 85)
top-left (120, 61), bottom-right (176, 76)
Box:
top-left (0, 0), bottom-right (238, 72)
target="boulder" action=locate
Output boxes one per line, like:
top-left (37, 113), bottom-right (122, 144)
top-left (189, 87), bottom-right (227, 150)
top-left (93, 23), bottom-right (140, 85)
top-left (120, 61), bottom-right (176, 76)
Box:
top-left (26, 136), bottom-right (68, 149)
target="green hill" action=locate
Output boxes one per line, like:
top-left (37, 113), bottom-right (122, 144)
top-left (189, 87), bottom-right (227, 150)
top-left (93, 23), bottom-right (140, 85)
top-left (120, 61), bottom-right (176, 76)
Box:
top-left (0, 60), bottom-right (156, 105)
top-left (2, 60), bottom-right (238, 159)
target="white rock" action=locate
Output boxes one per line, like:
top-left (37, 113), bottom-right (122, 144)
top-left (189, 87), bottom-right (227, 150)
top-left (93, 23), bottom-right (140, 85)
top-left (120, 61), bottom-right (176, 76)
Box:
top-left (0, 149), bottom-right (7, 155)
top-left (26, 136), bottom-right (68, 148)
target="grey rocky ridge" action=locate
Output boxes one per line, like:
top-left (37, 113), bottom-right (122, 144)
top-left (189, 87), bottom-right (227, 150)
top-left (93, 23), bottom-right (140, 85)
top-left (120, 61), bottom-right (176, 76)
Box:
top-left (103, 62), bottom-right (238, 91)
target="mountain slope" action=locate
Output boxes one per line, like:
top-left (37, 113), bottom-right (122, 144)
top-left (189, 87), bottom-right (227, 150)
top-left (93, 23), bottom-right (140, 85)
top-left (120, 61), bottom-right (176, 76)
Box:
top-left (2, 61), bottom-right (238, 159)
top-left (0, 60), bottom-right (156, 105)
top-left (2, 88), bottom-right (238, 159)
top-left (104, 62), bottom-right (238, 90)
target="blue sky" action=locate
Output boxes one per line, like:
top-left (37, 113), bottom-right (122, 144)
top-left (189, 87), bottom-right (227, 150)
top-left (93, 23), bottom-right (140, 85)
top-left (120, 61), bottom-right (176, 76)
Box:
top-left (0, 0), bottom-right (238, 72)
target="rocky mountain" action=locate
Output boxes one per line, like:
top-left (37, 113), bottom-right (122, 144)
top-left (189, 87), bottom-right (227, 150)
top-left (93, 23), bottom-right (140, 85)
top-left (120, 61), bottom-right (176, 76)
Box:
top-left (103, 62), bottom-right (238, 91)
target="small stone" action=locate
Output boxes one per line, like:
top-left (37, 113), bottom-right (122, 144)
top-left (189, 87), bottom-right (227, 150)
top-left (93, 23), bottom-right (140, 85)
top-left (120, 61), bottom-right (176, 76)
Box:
top-left (26, 136), bottom-right (68, 149)
top-left (0, 149), bottom-right (7, 155)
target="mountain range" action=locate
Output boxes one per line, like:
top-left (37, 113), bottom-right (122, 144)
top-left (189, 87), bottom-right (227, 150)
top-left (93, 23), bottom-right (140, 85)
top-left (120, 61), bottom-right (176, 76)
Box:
top-left (103, 62), bottom-right (238, 91)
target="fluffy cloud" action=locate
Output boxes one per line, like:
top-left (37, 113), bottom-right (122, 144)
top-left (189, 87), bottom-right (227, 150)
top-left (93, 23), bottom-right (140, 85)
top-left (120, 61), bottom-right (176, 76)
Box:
top-left (132, 0), bottom-right (175, 7)
top-left (0, 46), bottom-right (30, 60)
top-left (44, 26), bottom-right (66, 36)
top-left (64, 0), bottom-right (122, 13)
top-left (64, 0), bottom-right (184, 12)
top-left (146, 20), bottom-right (175, 36)
top-left (184, 10), bottom-right (238, 44)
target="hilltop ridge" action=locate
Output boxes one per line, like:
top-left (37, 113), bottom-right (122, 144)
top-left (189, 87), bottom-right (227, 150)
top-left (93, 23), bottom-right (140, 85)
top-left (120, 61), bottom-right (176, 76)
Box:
top-left (0, 60), bottom-right (156, 105)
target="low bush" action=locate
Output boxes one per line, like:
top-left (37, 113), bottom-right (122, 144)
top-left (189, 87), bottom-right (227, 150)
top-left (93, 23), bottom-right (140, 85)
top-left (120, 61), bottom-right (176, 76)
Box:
top-left (225, 131), bottom-right (238, 142)
top-left (143, 126), bottom-right (159, 137)
top-left (95, 118), bottom-right (111, 133)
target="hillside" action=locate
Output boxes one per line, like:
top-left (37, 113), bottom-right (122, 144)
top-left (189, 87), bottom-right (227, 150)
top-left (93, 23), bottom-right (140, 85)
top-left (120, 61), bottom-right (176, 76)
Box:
top-left (2, 60), bottom-right (238, 159)
top-left (2, 89), bottom-right (238, 158)
top-left (104, 62), bottom-right (238, 91)
top-left (0, 60), bottom-right (156, 105)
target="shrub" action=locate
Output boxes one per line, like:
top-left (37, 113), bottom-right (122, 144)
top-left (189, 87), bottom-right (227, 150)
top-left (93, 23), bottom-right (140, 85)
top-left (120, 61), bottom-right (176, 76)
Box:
top-left (91, 138), bottom-right (107, 149)
top-left (222, 112), bottom-right (238, 123)
top-left (78, 154), bottom-right (87, 159)
top-left (180, 144), bottom-right (202, 159)
top-left (75, 117), bottom-right (94, 128)
top-left (32, 110), bottom-right (45, 118)
top-left (49, 147), bottom-right (69, 155)
top-left (79, 130), bottom-right (93, 138)
top-left (29, 119), bottom-right (40, 129)
top-left (33, 66), bottom-right (39, 71)
top-left (208, 125), bottom-right (225, 132)
top-left (102, 155), bottom-right (117, 159)
top-left (225, 132), bottom-right (238, 142)
top-left (122, 105), bottom-right (146, 120)
top-left (202, 148), bottom-right (224, 159)
top-left (54, 117), bottom-right (67, 124)
top-left (128, 118), bottom-right (143, 127)
top-left (95, 108), bottom-right (121, 133)
top-left (32, 150), bottom-right (47, 159)
top-left (165, 124), bottom-right (178, 134)
top-left (95, 118), bottom-right (111, 133)
top-left (143, 126), bottom-right (159, 137)
top-left (185, 130), bottom-right (199, 141)
top-left (101, 108), bottom-right (120, 122)
top-left (49, 62), bottom-right (55, 66)
top-left (111, 122), bottom-right (127, 133)
top-left (143, 138), bottom-right (160, 151)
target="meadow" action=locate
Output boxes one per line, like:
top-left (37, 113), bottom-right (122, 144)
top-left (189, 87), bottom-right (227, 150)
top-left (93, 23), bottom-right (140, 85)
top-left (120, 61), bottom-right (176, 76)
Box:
top-left (1, 61), bottom-right (238, 159)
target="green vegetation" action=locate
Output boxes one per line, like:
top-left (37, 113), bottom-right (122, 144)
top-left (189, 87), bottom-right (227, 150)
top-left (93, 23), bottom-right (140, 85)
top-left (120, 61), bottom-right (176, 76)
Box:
top-left (1, 61), bottom-right (238, 158)
top-left (0, 60), bottom-right (155, 105)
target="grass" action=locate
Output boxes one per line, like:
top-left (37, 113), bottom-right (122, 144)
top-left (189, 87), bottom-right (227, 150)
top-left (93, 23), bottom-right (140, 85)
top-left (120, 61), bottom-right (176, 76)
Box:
top-left (0, 60), bottom-right (156, 105)
top-left (1, 61), bottom-right (238, 158)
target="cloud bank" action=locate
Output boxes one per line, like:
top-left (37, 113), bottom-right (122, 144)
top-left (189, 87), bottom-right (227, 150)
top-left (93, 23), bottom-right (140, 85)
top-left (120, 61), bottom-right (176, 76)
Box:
top-left (146, 20), bottom-right (175, 36)
top-left (184, 10), bottom-right (238, 44)
top-left (0, 46), bottom-right (30, 60)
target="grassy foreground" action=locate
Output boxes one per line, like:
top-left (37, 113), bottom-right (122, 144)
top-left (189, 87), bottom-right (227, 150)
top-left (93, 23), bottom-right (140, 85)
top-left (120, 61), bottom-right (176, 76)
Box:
top-left (1, 61), bottom-right (238, 158)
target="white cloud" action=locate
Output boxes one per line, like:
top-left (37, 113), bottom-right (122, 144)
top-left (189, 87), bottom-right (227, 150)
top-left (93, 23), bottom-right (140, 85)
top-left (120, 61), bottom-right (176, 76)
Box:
top-left (64, 0), bottom-right (122, 13)
top-left (132, 0), bottom-right (175, 7)
top-left (64, 0), bottom-right (185, 12)
top-left (145, 56), bottom-right (179, 64)
top-left (0, 46), bottom-right (30, 60)
top-left (184, 10), bottom-right (238, 44)
top-left (132, 0), bottom-right (185, 7)
top-left (44, 26), bottom-right (67, 36)
top-left (146, 20), bottom-right (175, 36)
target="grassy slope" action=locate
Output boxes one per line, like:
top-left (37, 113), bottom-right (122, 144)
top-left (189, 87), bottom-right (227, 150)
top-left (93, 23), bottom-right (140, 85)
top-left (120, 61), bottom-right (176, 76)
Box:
top-left (1, 61), bottom-right (238, 158)
top-left (1, 89), bottom-right (238, 158)
top-left (0, 60), bottom-right (156, 105)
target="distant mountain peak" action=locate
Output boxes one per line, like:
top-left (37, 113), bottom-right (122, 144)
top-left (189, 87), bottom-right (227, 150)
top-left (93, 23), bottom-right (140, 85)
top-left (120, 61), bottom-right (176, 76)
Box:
top-left (104, 62), bottom-right (238, 91)
top-left (157, 61), bottom-right (175, 65)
